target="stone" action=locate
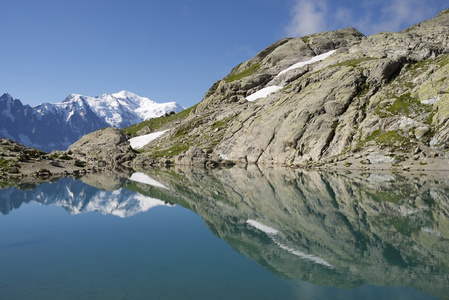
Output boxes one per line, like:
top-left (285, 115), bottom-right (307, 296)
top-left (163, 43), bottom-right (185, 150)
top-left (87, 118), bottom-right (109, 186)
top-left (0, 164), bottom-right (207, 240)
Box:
top-left (415, 126), bottom-right (430, 139)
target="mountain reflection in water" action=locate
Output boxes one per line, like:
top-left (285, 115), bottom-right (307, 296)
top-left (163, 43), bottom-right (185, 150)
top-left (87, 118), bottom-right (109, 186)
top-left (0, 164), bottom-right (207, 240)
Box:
top-left (1, 166), bottom-right (448, 299)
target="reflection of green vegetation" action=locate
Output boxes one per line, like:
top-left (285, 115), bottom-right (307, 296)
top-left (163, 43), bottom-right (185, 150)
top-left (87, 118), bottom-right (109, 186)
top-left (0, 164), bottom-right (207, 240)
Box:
top-left (367, 190), bottom-right (403, 204)
top-left (224, 63), bottom-right (261, 83)
top-left (0, 157), bottom-right (19, 173)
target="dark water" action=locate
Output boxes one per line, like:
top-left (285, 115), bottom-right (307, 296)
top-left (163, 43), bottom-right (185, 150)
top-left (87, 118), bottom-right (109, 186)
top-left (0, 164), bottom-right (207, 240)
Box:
top-left (0, 166), bottom-right (448, 299)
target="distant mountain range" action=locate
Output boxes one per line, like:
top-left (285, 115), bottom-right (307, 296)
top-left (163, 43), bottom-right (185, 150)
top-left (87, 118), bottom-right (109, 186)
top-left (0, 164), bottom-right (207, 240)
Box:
top-left (0, 91), bottom-right (184, 152)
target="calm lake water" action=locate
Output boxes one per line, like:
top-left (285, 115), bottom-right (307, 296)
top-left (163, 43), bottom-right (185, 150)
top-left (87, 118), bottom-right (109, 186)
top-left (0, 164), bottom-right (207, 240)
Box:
top-left (1, 166), bottom-right (448, 299)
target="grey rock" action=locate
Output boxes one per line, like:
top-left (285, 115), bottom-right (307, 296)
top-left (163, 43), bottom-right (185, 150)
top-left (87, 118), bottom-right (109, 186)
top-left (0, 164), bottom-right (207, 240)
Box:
top-left (68, 127), bottom-right (135, 167)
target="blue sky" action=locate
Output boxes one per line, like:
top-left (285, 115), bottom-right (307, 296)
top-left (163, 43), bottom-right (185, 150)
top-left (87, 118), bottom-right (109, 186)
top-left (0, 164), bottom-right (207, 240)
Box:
top-left (1, 0), bottom-right (447, 108)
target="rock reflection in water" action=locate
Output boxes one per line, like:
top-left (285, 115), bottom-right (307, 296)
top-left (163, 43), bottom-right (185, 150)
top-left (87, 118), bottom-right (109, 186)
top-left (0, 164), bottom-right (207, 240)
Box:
top-left (133, 166), bottom-right (449, 299)
top-left (1, 166), bottom-right (448, 299)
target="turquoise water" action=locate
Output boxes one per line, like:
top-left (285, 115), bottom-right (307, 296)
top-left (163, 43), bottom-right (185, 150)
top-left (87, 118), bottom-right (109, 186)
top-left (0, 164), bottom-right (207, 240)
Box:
top-left (0, 168), bottom-right (447, 299)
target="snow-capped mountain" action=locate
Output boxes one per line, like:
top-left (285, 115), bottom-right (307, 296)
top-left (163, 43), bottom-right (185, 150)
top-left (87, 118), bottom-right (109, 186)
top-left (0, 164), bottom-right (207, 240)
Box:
top-left (0, 91), bottom-right (184, 152)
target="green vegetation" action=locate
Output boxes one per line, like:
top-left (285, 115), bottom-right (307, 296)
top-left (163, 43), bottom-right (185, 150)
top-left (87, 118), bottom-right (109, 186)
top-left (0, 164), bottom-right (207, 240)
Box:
top-left (151, 144), bottom-right (190, 158)
top-left (73, 160), bottom-right (86, 167)
top-left (224, 63), bottom-right (260, 83)
top-left (386, 216), bottom-right (417, 237)
top-left (50, 153), bottom-right (60, 159)
top-left (375, 130), bottom-right (413, 149)
top-left (386, 93), bottom-right (420, 115)
top-left (59, 153), bottom-right (73, 160)
top-left (301, 36), bottom-right (311, 43)
top-left (355, 130), bottom-right (381, 150)
top-left (439, 54), bottom-right (449, 67)
top-left (355, 129), bottom-right (413, 151)
top-left (375, 93), bottom-right (432, 118)
top-left (174, 124), bottom-right (193, 139)
top-left (331, 57), bottom-right (377, 68)
top-left (123, 104), bottom-right (197, 137)
top-left (424, 111), bottom-right (436, 125)
top-left (212, 116), bottom-right (234, 130)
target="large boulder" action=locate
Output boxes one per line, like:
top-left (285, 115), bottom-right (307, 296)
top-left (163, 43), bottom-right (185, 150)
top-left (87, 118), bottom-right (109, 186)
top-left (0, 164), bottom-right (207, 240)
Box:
top-left (68, 127), bottom-right (135, 167)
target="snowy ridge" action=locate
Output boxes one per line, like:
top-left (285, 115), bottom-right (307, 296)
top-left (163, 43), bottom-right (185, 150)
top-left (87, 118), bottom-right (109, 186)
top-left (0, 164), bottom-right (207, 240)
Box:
top-left (39, 90), bottom-right (184, 128)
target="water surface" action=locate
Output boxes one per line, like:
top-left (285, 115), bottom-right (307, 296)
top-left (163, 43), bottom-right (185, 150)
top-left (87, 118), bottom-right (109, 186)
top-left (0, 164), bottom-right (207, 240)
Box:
top-left (0, 167), bottom-right (448, 299)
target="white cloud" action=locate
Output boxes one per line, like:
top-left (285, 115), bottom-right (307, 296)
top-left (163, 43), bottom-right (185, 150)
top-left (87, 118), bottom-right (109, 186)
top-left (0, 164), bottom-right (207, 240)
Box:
top-left (285, 0), bottom-right (446, 37)
top-left (368, 0), bottom-right (437, 33)
top-left (284, 0), bottom-right (328, 37)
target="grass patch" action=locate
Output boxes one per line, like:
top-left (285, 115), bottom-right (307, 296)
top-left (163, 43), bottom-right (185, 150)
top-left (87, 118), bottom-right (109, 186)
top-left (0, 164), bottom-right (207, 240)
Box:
top-left (355, 129), bottom-right (413, 151)
top-left (331, 57), bottom-right (377, 68)
top-left (376, 130), bottom-right (413, 150)
top-left (212, 116), bottom-right (234, 130)
top-left (0, 157), bottom-right (19, 173)
top-left (224, 63), bottom-right (260, 83)
top-left (424, 111), bottom-right (436, 125)
top-left (151, 144), bottom-right (190, 158)
top-left (386, 93), bottom-right (420, 115)
top-left (375, 93), bottom-right (432, 118)
top-left (439, 54), bottom-right (449, 67)
top-left (355, 129), bottom-right (381, 150)
top-left (123, 104), bottom-right (197, 136)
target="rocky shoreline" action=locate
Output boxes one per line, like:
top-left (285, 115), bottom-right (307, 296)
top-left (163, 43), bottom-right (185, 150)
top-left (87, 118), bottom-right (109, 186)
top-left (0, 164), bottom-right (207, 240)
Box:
top-left (2, 132), bottom-right (448, 185)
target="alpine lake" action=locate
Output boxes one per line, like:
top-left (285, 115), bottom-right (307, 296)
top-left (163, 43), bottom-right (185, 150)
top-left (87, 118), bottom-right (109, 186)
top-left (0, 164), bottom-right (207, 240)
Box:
top-left (1, 166), bottom-right (448, 300)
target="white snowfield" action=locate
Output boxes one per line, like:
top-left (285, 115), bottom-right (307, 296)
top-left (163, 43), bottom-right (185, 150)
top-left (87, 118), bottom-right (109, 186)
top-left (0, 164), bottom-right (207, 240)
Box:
top-left (275, 50), bottom-right (337, 78)
top-left (246, 86), bottom-right (283, 102)
top-left (245, 50), bottom-right (337, 102)
top-left (129, 129), bottom-right (170, 149)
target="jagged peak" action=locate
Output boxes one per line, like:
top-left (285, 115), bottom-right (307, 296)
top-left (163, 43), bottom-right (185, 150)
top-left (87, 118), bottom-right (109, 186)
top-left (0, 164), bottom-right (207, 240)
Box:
top-left (0, 93), bottom-right (13, 101)
top-left (62, 93), bottom-right (85, 103)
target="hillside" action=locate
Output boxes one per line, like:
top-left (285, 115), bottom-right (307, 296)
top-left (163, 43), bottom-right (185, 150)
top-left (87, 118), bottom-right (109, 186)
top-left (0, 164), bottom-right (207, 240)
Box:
top-left (122, 9), bottom-right (449, 169)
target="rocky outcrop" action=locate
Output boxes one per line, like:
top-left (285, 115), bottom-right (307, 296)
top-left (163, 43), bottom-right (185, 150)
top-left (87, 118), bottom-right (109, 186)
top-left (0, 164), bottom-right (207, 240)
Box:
top-left (132, 9), bottom-right (449, 169)
top-left (67, 127), bottom-right (136, 168)
top-left (0, 138), bottom-right (91, 180)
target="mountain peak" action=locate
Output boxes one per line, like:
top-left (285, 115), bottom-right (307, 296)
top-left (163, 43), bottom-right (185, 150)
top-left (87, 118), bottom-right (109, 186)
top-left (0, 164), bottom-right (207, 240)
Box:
top-left (0, 93), bottom-right (13, 101)
top-left (112, 90), bottom-right (139, 99)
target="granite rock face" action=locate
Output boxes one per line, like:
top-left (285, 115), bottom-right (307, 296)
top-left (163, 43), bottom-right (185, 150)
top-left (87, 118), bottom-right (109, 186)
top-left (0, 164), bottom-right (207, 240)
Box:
top-left (68, 127), bottom-right (136, 167)
top-left (136, 9), bottom-right (449, 167)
